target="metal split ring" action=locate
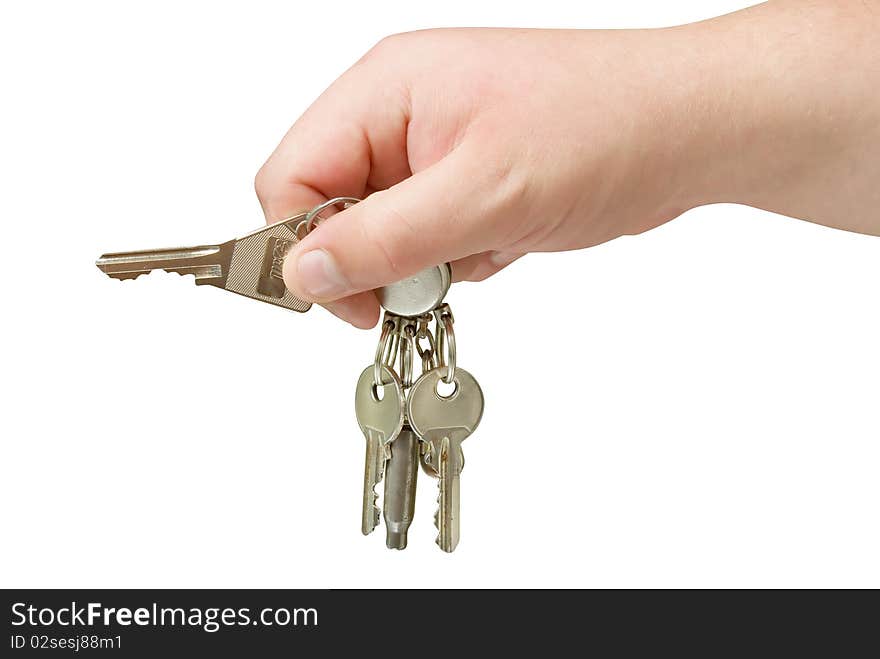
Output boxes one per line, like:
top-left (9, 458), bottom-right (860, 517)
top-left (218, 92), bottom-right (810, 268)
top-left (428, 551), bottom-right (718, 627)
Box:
top-left (434, 308), bottom-right (456, 385)
top-left (399, 322), bottom-right (416, 389)
top-left (304, 196), bottom-right (361, 235)
top-left (373, 319), bottom-right (395, 387)
top-left (415, 320), bottom-right (438, 373)
top-left (384, 324), bottom-right (400, 368)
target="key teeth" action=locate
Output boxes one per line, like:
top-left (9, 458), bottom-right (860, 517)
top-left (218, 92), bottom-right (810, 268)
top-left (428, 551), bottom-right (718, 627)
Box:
top-left (363, 488), bottom-right (380, 536)
top-left (104, 271), bottom-right (144, 281)
top-left (430, 445), bottom-right (442, 547)
top-left (161, 268), bottom-right (201, 281)
top-left (367, 446), bottom-right (390, 534)
top-left (433, 483), bottom-right (441, 546)
top-left (432, 439), bottom-right (460, 553)
top-left (371, 489), bottom-right (380, 525)
top-left (369, 508), bottom-right (380, 533)
top-left (99, 266), bottom-right (219, 283)
top-left (102, 269), bottom-right (189, 282)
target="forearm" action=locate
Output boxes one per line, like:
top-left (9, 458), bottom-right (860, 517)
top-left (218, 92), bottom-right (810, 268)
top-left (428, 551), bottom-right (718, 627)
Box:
top-left (677, 0), bottom-right (880, 234)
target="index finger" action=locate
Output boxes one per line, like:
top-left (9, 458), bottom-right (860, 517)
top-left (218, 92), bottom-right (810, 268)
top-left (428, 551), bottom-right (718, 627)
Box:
top-left (253, 58), bottom-right (414, 328)
top-left (254, 61), bottom-right (413, 223)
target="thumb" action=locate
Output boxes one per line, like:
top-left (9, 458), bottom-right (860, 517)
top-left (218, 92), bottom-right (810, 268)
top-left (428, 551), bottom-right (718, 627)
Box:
top-left (282, 143), bottom-right (504, 302)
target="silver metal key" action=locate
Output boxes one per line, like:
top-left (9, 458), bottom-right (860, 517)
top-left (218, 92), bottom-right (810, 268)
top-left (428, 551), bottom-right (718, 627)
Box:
top-left (355, 364), bottom-right (405, 535)
top-left (407, 368), bottom-right (484, 552)
top-left (382, 424), bottom-right (419, 549)
top-left (96, 214), bottom-right (312, 312)
top-left (96, 195), bottom-right (454, 316)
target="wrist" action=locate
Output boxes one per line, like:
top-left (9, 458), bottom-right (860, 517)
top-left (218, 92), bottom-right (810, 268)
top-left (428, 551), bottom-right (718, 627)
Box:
top-left (663, 17), bottom-right (790, 211)
top-left (668, 2), bottom-right (879, 221)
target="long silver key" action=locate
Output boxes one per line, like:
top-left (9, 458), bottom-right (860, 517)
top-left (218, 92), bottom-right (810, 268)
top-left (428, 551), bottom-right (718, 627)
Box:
top-left (355, 364), bottom-right (405, 535)
top-left (96, 214), bottom-right (312, 312)
top-left (96, 198), bottom-right (453, 317)
top-left (383, 424), bottom-right (419, 549)
top-left (407, 368), bottom-right (484, 552)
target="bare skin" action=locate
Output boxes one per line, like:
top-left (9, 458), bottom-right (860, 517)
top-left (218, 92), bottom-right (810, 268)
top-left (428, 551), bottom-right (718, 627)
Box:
top-left (255, 0), bottom-right (880, 328)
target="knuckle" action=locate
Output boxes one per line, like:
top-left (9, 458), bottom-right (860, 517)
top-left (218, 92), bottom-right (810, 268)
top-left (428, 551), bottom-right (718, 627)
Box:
top-left (253, 163), bottom-right (271, 202)
top-left (484, 154), bottom-right (525, 200)
top-left (478, 152), bottom-right (533, 235)
top-left (361, 32), bottom-right (410, 64)
top-left (253, 164), bottom-right (287, 221)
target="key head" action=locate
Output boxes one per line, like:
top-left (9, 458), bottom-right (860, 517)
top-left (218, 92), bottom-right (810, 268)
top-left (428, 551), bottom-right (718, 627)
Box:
top-left (407, 367), bottom-right (484, 446)
top-left (355, 364), bottom-right (405, 444)
top-left (377, 263), bottom-right (451, 317)
top-left (223, 215), bottom-right (312, 312)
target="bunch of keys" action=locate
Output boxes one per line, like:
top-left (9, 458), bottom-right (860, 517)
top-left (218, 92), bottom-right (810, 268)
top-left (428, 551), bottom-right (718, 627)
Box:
top-left (357, 303), bottom-right (484, 552)
top-left (96, 197), bottom-right (484, 552)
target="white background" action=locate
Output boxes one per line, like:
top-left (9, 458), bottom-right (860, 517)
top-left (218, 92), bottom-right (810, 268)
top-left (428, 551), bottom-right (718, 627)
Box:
top-left (1, 0), bottom-right (878, 588)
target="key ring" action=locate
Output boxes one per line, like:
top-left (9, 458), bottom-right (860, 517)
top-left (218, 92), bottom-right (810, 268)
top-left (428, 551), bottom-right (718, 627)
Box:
top-left (433, 304), bottom-right (456, 384)
top-left (384, 330), bottom-right (400, 369)
top-left (399, 319), bottom-right (416, 389)
top-left (374, 319), bottom-right (396, 388)
top-left (415, 316), bottom-right (438, 373)
top-left (304, 197), bottom-right (361, 234)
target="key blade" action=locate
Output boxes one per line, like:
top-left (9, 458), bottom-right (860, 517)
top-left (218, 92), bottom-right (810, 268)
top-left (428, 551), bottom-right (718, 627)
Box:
top-left (383, 427), bottom-right (419, 550)
top-left (355, 364), bottom-right (405, 536)
top-left (436, 435), bottom-right (463, 553)
top-left (95, 244), bottom-right (232, 285)
top-left (362, 429), bottom-right (388, 535)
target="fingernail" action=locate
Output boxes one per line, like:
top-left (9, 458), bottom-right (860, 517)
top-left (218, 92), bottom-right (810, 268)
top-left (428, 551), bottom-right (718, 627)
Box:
top-left (294, 249), bottom-right (350, 299)
top-left (489, 251), bottom-right (523, 268)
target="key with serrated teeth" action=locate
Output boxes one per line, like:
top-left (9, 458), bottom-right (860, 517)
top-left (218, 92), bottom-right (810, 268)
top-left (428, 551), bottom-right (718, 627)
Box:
top-left (96, 195), bottom-right (454, 317)
top-left (355, 363), bottom-right (405, 536)
top-left (407, 367), bottom-right (484, 553)
top-left (95, 213), bottom-right (312, 312)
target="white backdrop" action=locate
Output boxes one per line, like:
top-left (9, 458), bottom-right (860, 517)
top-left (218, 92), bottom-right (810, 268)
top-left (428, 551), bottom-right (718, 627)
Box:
top-left (1, 0), bottom-right (878, 588)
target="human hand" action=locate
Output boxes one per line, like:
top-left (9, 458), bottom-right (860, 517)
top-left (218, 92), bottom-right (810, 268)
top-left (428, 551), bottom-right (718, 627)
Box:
top-left (256, 2), bottom-right (880, 328)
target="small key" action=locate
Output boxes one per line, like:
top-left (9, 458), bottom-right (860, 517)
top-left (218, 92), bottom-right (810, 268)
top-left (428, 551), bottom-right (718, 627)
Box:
top-left (96, 214), bottom-right (312, 312)
top-left (407, 368), bottom-right (484, 552)
top-left (382, 423), bottom-right (419, 549)
top-left (355, 364), bottom-right (405, 535)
